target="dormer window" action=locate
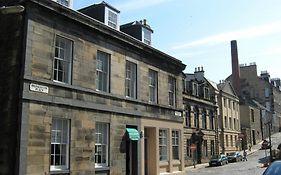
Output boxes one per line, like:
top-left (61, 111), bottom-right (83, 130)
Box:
top-left (107, 9), bottom-right (118, 29)
top-left (53, 0), bottom-right (72, 8)
top-left (143, 28), bottom-right (152, 45)
top-left (192, 82), bottom-right (198, 96)
top-left (78, 2), bottom-right (120, 30)
top-left (204, 87), bottom-right (210, 99)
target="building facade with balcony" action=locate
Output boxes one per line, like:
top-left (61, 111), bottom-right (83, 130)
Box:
top-left (182, 68), bottom-right (219, 166)
top-left (0, 0), bottom-right (186, 175)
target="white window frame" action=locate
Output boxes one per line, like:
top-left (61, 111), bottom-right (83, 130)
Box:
top-left (53, 35), bottom-right (73, 84)
top-left (159, 129), bottom-right (168, 161)
top-left (125, 60), bottom-right (137, 98)
top-left (95, 122), bottom-right (109, 168)
top-left (142, 28), bottom-right (152, 45)
top-left (168, 76), bottom-right (176, 106)
top-left (172, 130), bottom-right (180, 160)
top-left (96, 51), bottom-right (110, 92)
top-left (105, 7), bottom-right (119, 29)
top-left (50, 118), bottom-right (70, 172)
top-left (148, 69), bottom-right (158, 103)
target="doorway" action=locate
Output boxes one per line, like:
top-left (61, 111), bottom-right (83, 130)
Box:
top-left (126, 126), bottom-right (138, 175)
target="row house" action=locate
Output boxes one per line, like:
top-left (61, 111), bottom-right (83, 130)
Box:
top-left (217, 81), bottom-right (240, 154)
top-left (182, 67), bottom-right (219, 165)
top-left (0, 0), bottom-right (186, 175)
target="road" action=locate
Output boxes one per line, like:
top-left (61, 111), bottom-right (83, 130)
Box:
top-left (185, 132), bottom-right (281, 175)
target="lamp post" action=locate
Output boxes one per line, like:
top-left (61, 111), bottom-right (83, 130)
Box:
top-left (0, 5), bottom-right (24, 14)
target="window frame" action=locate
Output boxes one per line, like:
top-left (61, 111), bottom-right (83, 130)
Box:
top-left (96, 51), bottom-right (111, 92)
top-left (202, 111), bottom-right (207, 129)
top-left (106, 8), bottom-right (118, 29)
top-left (204, 87), bottom-right (210, 99)
top-left (159, 129), bottom-right (168, 161)
top-left (95, 122), bottom-right (109, 168)
top-left (50, 118), bottom-right (70, 172)
top-left (172, 130), bottom-right (180, 160)
top-left (142, 27), bottom-right (152, 45)
top-left (125, 60), bottom-right (137, 98)
top-left (56, 0), bottom-right (69, 7)
top-left (192, 82), bottom-right (198, 96)
top-left (168, 76), bottom-right (176, 106)
top-left (185, 108), bottom-right (191, 128)
top-left (53, 35), bottom-right (73, 84)
top-left (148, 69), bottom-right (158, 103)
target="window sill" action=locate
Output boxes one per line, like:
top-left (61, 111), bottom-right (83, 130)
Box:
top-left (50, 170), bottom-right (70, 174)
top-left (159, 161), bottom-right (169, 166)
top-left (95, 166), bottom-right (110, 171)
top-left (172, 160), bottom-right (181, 165)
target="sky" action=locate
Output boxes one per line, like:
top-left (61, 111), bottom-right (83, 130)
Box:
top-left (73, 0), bottom-right (281, 83)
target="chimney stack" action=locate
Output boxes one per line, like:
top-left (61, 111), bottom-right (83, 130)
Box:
top-left (231, 40), bottom-right (240, 96)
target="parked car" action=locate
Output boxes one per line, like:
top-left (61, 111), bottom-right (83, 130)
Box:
top-left (260, 140), bottom-right (271, 150)
top-left (209, 154), bottom-right (228, 166)
top-left (227, 152), bottom-right (243, 162)
top-left (262, 160), bottom-right (281, 175)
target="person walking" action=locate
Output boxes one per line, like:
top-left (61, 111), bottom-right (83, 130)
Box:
top-left (243, 150), bottom-right (248, 161)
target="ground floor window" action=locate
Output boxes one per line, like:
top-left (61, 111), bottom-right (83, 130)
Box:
top-left (210, 140), bottom-right (215, 156)
top-left (50, 118), bottom-right (70, 172)
top-left (172, 130), bottom-right (180, 160)
top-left (186, 139), bottom-right (192, 157)
top-left (95, 122), bottom-right (109, 167)
top-left (203, 140), bottom-right (208, 157)
top-left (159, 129), bottom-right (168, 161)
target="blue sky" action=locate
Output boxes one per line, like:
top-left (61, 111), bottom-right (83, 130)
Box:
top-left (74, 0), bottom-right (281, 83)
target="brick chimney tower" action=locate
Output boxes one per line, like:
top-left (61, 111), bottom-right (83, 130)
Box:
top-left (231, 40), bottom-right (240, 96)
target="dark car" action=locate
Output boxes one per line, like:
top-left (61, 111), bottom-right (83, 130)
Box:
top-left (260, 140), bottom-right (271, 150)
top-left (262, 160), bottom-right (281, 175)
top-left (209, 154), bottom-right (228, 166)
top-left (227, 152), bottom-right (243, 162)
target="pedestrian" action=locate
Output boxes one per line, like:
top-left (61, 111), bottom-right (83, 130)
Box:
top-left (249, 144), bottom-right (252, 151)
top-left (243, 150), bottom-right (248, 161)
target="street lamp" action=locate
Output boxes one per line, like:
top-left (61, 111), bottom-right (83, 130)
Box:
top-left (0, 5), bottom-right (24, 14)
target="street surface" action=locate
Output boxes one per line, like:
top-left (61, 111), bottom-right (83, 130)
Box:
top-left (185, 132), bottom-right (281, 175)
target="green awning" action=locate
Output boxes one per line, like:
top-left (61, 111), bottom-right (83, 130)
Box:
top-left (126, 128), bottom-right (140, 141)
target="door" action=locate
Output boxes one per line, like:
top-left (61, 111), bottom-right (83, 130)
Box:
top-left (144, 137), bottom-right (148, 175)
top-left (252, 130), bottom-right (256, 145)
top-left (126, 140), bottom-right (138, 175)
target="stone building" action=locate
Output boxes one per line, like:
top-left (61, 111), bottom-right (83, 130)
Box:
top-left (0, 0), bottom-right (186, 175)
top-left (217, 81), bottom-right (241, 154)
top-left (228, 40), bottom-right (281, 144)
top-left (239, 100), bottom-right (263, 148)
top-left (182, 67), bottom-right (219, 166)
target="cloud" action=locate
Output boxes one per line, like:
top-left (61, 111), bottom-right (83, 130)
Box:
top-left (172, 21), bottom-right (281, 50)
top-left (114, 0), bottom-right (172, 12)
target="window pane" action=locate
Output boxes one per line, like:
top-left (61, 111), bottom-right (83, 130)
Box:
top-left (50, 118), bottom-right (69, 170)
top-left (125, 61), bottom-right (137, 98)
top-left (95, 123), bottom-right (108, 166)
top-left (53, 36), bottom-right (72, 83)
top-left (96, 51), bottom-right (110, 92)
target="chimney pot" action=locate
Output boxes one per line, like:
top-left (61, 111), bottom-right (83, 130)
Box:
top-left (195, 67), bottom-right (197, 72)
top-left (143, 19), bottom-right (147, 25)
